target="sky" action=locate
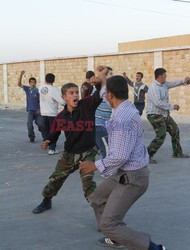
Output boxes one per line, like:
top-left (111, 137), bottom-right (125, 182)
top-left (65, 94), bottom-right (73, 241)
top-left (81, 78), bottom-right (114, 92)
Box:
top-left (0, 0), bottom-right (190, 63)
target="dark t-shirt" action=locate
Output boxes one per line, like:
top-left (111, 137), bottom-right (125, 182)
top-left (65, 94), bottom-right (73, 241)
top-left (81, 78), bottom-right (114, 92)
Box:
top-left (23, 86), bottom-right (40, 111)
top-left (81, 82), bottom-right (93, 98)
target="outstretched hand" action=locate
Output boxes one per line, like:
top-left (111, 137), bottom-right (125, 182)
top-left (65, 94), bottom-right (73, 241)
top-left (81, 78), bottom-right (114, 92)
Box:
top-left (20, 70), bottom-right (25, 76)
top-left (90, 65), bottom-right (108, 86)
top-left (79, 161), bottom-right (97, 174)
top-left (41, 140), bottom-right (50, 151)
top-left (184, 76), bottom-right (190, 84)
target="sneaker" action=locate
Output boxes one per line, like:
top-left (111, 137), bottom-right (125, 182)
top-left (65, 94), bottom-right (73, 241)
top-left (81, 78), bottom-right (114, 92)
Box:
top-left (48, 149), bottom-right (59, 155)
top-left (149, 157), bottom-right (157, 164)
top-left (158, 245), bottom-right (168, 250)
top-left (98, 237), bottom-right (124, 249)
top-left (172, 153), bottom-right (190, 159)
top-left (30, 138), bottom-right (35, 143)
top-left (32, 198), bottom-right (52, 214)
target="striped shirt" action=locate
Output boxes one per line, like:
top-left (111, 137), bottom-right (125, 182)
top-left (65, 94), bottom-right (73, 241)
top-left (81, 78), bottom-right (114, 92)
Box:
top-left (95, 100), bottom-right (112, 127)
top-left (95, 100), bottom-right (149, 177)
top-left (146, 80), bottom-right (184, 117)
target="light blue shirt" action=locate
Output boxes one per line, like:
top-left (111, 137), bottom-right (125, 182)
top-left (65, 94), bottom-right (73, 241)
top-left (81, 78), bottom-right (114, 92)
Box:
top-left (146, 80), bottom-right (184, 117)
top-left (95, 100), bottom-right (112, 127)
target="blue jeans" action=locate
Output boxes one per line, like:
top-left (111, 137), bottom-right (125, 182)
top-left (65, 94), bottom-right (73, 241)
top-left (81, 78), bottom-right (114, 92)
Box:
top-left (27, 111), bottom-right (45, 140)
top-left (134, 103), bottom-right (145, 116)
top-left (96, 126), bottom-right (108, 158)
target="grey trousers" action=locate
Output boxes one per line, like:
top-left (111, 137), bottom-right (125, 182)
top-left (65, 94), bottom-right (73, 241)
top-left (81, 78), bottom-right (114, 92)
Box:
top-left (92, 166), bottom-right (150, 250)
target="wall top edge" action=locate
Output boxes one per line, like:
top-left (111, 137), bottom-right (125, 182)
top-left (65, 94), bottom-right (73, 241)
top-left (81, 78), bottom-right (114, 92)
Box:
top-left (0, 46), bottom-right (190, 65)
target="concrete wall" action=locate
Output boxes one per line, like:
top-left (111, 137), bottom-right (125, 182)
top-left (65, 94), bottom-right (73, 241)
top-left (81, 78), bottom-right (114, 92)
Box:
top-left (118, 34), bottom-right (190, 52)
top-left (0, 46), bottom-right (190, 115)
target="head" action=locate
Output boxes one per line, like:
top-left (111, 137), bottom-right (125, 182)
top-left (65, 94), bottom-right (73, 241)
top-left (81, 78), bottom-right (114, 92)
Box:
top-left (136, 72), bottom-right (143, 83)
top-left (86, 70), bottom-right (95, 80)
top-left (29, 77), bottom-right (37, 88)
top-left (81, 82), bottom-right (93, 98)
top-left (106, 75), bottom-right (128, 108)
top-left (61, 83), bottom-right (79, 110)
top-left (154, 68), bottom-right (167, 84)
top-left (106, 66), bottom-right (113, 79)
top-left (45, 73), bottom-right (55, 85)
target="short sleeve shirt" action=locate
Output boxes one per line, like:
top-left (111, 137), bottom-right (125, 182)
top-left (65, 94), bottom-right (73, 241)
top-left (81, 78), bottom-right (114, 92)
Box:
top-left (23, 86), bottom-right (40, 111)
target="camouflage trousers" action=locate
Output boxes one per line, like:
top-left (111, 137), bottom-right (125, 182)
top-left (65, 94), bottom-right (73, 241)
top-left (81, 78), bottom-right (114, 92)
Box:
top-left (42, 147), bottom-right (98, 205)
top-left (147, 114), bottom-right (182, 157)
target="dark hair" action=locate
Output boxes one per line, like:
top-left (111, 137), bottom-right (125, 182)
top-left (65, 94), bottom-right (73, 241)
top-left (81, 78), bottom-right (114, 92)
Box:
top-left (81, 82), bottom-right (93, 98)
top-left (154, 68), bottom-right (166, 79)
top-left (107, 66), bottom-right (113, 72)
top-left (106, 75), bottom-right (128, 99)
top-left (86, 70), bottom-right (95, 79)
top-left (29, 77), bottom-right (36, 83)
top-left (45, 73), bottom-right (55, 83)
top-left (136, 72), bottom-right (143, 78)
top-left (61, 83), bottom-right (78, 95)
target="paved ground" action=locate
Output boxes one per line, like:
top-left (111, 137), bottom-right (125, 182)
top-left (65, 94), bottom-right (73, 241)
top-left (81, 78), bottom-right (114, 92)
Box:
top-left (0, 109), bottom-right (190, 250)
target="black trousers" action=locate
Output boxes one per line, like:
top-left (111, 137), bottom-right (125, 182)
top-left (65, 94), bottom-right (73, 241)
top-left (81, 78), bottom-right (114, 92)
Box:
top-left (42, 116), bottom-right (57, 150)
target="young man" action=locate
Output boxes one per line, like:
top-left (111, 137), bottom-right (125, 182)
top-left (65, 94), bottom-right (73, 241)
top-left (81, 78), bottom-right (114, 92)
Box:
top-left (123, 72), bottom-right (148, 116)
top-left (80, 70), bottom-right (95, 98)
top-left (80, 75), bottom-right (167, 250)
top-left (39, 73), bottom-right (65, 155)
top-left (18, 70), bottom-right (45, 143)
top-left (95, 67), bottom-right (113, 158)
top-left (147, 68), bottom-right (190, 164)
top-left (32, 67), bottom-right (107, 214)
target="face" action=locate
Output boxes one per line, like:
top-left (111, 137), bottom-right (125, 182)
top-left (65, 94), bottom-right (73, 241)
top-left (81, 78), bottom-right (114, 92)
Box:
top-left (105, 89), bottom-right (114, 107)
top-left (63, 87), bottom-right (79, 109)
top-left (136, 74), bottom-right (142, 82)
top-left (106, 70), bottom-right (113, 79)
top-left (159, 72), bottom-right (167, 84)
top-left (29, 80), bottom-right (37, 88)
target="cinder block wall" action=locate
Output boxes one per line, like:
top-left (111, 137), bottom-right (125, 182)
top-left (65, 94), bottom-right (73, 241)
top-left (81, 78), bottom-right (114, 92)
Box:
top-left (162, 49), bottom-right (190, 115)
top-left (0, 47), bottom-right (190, 115)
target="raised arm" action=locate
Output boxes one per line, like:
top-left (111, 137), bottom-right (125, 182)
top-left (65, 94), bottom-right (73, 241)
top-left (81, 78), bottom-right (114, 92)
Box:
top-left (81, 66), bottom-right (108, 110)
top-left (18, 70), bottom-right (25, 88)
top-left (123, 72), bottom-right (134, 87)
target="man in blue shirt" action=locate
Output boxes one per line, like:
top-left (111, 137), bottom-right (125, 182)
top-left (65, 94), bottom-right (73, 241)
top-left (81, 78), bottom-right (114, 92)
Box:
top-left (18, 70), bottom-right (45, 143)
top-left (95, 67), bottom-right (113, 158)
top-left (80, 75), bottom-right (167, 250)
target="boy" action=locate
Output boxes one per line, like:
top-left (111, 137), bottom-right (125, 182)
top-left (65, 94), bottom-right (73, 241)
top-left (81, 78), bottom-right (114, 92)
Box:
top-left (39, 73), bottom-right (65, 155)
top-left (32, 67), bottom-right (107, 214)
top-left (80, 70), bottom-right (95, 98)
top-left (18, 70), bottom-right (45, 143)
top-left (123, 71), bottom-right (148, 116)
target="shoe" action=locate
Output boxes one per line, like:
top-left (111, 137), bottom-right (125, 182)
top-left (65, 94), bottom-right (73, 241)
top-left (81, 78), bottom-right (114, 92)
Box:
top-left (149, 157), bottom-right (157, 164)
top-left (30, 138), bottom-right (35, 143)
top-left (98, 237), bottom-right (124, 249)
top-left (172, 153), bottom-right (190, 159)
top-left (157, 245), bottom-right (168, 250)
top-left (32, 197), bottom-right (52, 214)
top-left (48, 149), bottom-right (59, 155)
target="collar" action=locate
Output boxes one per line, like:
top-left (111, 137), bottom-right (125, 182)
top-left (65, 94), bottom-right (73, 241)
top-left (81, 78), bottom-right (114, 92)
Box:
top-left (111, 100), bottom-right (130, 117)
top-left (62, 104), bottom-right (80, 115)
top-left (155, 80), bottom-right (165, 86)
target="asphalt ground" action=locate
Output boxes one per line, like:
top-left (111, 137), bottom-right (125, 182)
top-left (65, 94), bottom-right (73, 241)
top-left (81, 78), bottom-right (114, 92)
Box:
top-left (0, 109), bottom-right (190, 250)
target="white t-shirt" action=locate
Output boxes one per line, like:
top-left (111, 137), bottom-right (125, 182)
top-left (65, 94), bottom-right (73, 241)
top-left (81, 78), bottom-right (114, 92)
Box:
top-left (39, 84), bottom-right (65, 117)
